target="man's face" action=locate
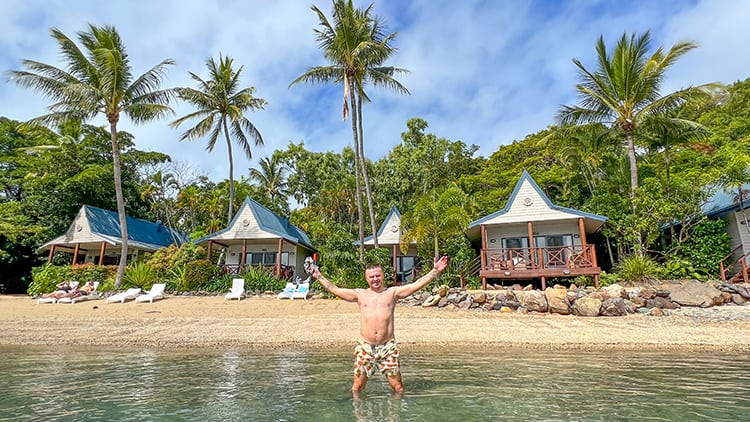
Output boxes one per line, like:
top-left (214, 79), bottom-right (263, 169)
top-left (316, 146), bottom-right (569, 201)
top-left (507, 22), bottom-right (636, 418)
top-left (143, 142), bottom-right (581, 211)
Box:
top-left (365, 267), bottom-right (385, 291)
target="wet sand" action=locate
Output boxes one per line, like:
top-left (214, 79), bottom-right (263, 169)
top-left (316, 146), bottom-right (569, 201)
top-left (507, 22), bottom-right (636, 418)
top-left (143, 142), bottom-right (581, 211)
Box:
top-left (1, 294), bottom-right (748, 351)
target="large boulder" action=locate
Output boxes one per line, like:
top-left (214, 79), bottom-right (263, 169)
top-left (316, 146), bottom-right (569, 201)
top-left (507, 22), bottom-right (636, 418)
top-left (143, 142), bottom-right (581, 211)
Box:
top-left (600, 297), bottom-right (636, 316)
top-left (514, 290), bottom-right (548, 313)
top-left (571, 297), bottom-right (602, 317)
top-left (659, 280), bottom-right (724, 307)
top-left (545, 287), bottom-right (571, 315)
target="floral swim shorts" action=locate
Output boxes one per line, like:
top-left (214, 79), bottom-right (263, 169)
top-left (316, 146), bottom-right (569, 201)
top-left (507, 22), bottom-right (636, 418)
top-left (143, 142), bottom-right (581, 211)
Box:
top-left (353, 339), bottom-right (400, 377)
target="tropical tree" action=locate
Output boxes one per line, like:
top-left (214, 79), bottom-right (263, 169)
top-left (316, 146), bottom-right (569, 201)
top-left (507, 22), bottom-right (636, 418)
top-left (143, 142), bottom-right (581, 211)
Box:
top-left (171, 54), bottom-right (266, 224)
top-left (401, 184), bottom-right (472, 259)
top-left (249, 155), bottom-right (289, 213)
top-left (557, 31), bottom-right (711, 196)
top-left (8, 24), bottom-right (176, 286)
top-left (291, 0), bottom-right (406, 258)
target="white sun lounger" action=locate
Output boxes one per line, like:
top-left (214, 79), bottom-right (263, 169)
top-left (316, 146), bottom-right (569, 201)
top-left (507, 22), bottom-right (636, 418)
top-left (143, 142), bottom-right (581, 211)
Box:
top-left (277, 282), bottom-right (296, 300)
top-left (135, 283), bottom-right (166, 303)
top-left (36, 281), bottom-right (79, 304)
top-left (106, 288), bottom-right (142, 304)
top-left (291, 282), bottom-right (310, 300)
top-left (225, 278), bottom-right (245, 301)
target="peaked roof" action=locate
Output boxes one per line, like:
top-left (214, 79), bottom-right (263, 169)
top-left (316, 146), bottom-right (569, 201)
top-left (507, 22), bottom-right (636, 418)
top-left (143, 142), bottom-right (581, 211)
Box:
top-left (702, 184), bottom-right (750, 218)
top-left (469, 170), bottom-right (607, 229)
top-left (356, 206), bottom-right (414, 246)
top-left (195, 197), bottom-right (314, 249)
top-left (42, 205), bottom-right (187, 250)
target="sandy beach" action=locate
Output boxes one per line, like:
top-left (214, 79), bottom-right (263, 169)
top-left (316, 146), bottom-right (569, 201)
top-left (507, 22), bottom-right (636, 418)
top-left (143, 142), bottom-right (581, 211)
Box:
top-left (1, 294), bottom-right (748, 351)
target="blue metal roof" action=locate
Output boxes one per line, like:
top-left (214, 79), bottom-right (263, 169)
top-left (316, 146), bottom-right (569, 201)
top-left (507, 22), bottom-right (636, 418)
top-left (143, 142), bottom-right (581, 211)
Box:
top-left (84, 205), bottom-right (188, 247)
top-left (195, 197), bottom-right (314, 250)
top-left (702, 184), bottom-right (750, 218)
top-left (469, 170), bottom-right (608, 227)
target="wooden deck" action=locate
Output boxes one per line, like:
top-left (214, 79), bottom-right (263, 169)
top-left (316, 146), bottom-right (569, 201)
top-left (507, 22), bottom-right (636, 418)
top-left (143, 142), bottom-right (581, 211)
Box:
top-left (480, 245), bottom-right (600, 289)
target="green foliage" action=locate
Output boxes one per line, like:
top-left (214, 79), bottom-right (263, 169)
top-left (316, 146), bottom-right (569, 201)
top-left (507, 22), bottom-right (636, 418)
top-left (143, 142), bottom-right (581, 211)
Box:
top-left (597, 271), bottom-right (621, 287)
top-left (614, 255), bottom-right (663, 284)
top-left (668, 218), bottom-right (730, 278)
top-left (244, 265), bottom-right (287, 292)
top-left (123, 261), bottom-right (157, 289)
top-left (182, 259), bottom-right (219, 291)
top-left (28, 263), bottom-right (115, 296)
top-left (146, 243), bottom-right (206, 276)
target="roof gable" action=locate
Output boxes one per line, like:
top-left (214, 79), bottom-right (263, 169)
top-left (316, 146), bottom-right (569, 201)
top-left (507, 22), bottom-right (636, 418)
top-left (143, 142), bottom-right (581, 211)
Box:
top-left (196, 198), bottom-right (314, 249)
top-left (358, 206), bottom-right (414, 246)
top-left (469, 170), bottom-right (607, 227)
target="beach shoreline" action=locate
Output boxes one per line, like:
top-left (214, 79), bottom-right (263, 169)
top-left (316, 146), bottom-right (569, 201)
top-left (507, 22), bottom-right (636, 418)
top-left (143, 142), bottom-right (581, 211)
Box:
top-left (1, 294), bottom-right (748, 352)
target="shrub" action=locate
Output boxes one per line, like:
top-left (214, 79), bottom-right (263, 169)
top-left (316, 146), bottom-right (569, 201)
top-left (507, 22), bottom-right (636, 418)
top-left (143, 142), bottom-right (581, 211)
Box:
top-left (123, 261), bottom-right (157, 289)
top-left (147, 243), bottom-right (206, 277)
top-left (244, 265), bottom-right (286, 292)
top-left (183, 259), bottom-right (218, 291)
top-left (28, 263), bottom-right (115, 296)
top-left (615, 255), bottom-right (663, 284)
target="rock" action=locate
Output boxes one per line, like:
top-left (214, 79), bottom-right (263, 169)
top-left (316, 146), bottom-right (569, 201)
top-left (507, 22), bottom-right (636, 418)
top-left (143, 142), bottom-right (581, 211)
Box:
top-left (473, 292), bottom-right (487, 304)
top-left (731, 294), bottom-right (747, 305)
top-left (545, 287), bottom-right (571, 315)
top-left (499, 306), bottom-right (513, 313)
top-left (638, 288), bottom-right (656, 299)
top-left (659, 280), bottom-right (724, 307)
top-left (422, 294), bottom-right (441, 307)
top-left (523, 284), bottom-right (534, 291)
top-left (600, 297), bottom-right (635, 316)
top-left (571, 297), bottom-right (602, 317)
top-left (437, 297), bottom-right (449, 307)
top-left (514, 290), bottom-right (548, 313)
top-left (602, 284), bottom-right (626, 299)
top-left (649, 307), bottom-right (664, 317)
top-left (457, 299), bottom-right (472, 310)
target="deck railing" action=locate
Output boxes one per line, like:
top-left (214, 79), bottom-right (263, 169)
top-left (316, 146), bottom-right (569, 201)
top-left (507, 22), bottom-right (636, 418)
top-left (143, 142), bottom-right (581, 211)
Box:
top-left (481, 245), bottom-right (596, 272)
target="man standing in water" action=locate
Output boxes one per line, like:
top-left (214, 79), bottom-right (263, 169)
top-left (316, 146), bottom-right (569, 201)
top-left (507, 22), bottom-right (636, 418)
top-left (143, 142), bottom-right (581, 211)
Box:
top-left (310, 255), bottom-right (449, 393)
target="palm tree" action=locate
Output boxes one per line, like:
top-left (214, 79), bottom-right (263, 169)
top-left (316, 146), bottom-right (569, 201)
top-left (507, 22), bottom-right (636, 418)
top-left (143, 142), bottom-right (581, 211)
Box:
top-left (8, 24), bottom-right (175, 286)
top-left (171, 55), bottom-right (266, 224)
top-left (249, 155), bottom-right (289, 210)
top-left (290, 0), bottom-right (405, 259)
top-left (557, 31), bottom-right (710, 196)
top-left (401, 185), bottom-right (471, 259)
top-left (354, 15), bottom-right (409, 253)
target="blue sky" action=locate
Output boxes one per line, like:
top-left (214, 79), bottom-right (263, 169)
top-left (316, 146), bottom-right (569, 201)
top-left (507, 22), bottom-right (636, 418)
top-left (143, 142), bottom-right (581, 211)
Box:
top-left (1, 0), bottom-right (749, 182)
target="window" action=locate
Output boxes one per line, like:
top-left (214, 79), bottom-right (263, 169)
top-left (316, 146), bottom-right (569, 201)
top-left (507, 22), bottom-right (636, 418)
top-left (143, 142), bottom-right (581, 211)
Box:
top-left (249, 252), bottom-right (276, 266)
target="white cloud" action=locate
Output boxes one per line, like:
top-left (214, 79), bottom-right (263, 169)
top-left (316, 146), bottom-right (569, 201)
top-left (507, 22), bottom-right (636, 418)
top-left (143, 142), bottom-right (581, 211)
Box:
top-left (1, 0), bottom-right (748, 183)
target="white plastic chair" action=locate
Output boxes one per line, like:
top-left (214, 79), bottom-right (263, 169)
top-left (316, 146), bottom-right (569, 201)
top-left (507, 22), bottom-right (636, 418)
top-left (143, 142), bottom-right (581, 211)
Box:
top-left (106, 288), bottom-right (142, 304)
top-left (135, 283), bottom-right (166, 303)
top-left (225, 278), bottom-right (245, 301)
top-left (291, 282), bottom-right (310, 300)
top-left (57, 281), bottom-right (101, 304)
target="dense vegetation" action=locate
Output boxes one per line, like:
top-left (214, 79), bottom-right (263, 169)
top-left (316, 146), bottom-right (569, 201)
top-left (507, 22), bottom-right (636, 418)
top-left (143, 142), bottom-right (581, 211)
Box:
top-left (2, 10), bottom-right (750, 294)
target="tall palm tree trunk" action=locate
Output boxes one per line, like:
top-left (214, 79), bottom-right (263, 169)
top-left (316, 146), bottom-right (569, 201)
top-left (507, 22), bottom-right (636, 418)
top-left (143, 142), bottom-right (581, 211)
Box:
top-left (357, 94), bottom-right (380, 248)
top-left (109, 118), bottom-right (129, 287)
top-left (223, 120), bottom-right (235, 224)
top-left (348, 80), bottom-right (365, 260)
top-left (625, 132), bottom-right (644, 253)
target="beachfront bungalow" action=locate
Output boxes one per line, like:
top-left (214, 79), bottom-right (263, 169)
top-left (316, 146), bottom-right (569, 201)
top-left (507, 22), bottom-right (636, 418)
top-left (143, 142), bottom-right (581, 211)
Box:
top-left (356, 206), bottom-right (421, 283)
top-left (700, 186), bottom-right (750, 282)
top-left (194, 197), bottom-right (315, 279)
top-left (466, 170), bottom-right (608, 289)
top-left (40, 205), bottom-right (187, 265)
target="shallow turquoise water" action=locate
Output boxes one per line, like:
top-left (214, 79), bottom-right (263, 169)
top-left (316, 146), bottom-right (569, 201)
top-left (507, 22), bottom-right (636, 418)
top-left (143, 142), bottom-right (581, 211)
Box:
top-left (1, 346), bottom-right (749, 421)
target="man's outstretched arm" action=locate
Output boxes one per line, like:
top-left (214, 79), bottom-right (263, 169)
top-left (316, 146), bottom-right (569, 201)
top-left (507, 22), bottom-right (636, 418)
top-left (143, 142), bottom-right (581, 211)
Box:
top-left (311, 267), bottom-right (359, 302)
top-left (394, 255), bottom-right (449, 299)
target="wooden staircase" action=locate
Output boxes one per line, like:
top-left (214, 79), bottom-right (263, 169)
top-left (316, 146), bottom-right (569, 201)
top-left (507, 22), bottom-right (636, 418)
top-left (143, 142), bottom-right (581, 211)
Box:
top-left (719, 246), bottom-right (749, 284)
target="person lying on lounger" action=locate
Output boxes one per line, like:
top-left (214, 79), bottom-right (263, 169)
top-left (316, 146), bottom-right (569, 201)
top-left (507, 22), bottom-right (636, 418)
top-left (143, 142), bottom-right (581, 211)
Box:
top-left (68, 281), bottom-right (95, 298)
top-left (40, 281), bottom-right (75, 299)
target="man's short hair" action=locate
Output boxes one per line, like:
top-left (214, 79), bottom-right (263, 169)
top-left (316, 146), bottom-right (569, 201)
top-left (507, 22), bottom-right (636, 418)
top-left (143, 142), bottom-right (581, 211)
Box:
top-left (365, 263), bottom-right (382, 271)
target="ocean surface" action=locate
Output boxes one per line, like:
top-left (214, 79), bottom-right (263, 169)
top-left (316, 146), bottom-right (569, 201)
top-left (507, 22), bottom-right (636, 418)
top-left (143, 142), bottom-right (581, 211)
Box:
top-left (1, 346), bottom-right (749, 421)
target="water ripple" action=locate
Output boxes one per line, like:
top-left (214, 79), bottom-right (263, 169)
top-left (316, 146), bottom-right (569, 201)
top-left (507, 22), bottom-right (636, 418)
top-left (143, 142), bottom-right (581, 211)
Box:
top-left (1, 348), bottom-right (749, 421)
